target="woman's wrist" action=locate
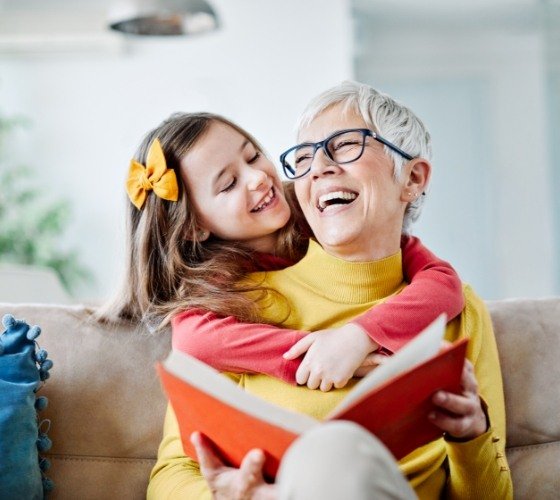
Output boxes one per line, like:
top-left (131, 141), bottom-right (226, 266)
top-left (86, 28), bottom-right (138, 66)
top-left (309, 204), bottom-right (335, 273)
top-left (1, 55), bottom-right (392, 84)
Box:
top-left (252, 483), bottom-right (277, 500)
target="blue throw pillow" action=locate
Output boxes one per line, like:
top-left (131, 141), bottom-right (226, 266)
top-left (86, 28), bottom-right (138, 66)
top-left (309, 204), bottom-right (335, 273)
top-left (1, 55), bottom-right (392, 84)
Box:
top-left (0, 314), bottom-right (54, 499)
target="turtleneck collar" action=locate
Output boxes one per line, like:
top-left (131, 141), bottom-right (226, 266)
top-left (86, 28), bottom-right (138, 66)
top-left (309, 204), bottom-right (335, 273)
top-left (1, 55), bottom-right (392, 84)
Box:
top-left (287, 240), bottom-right (404, 304)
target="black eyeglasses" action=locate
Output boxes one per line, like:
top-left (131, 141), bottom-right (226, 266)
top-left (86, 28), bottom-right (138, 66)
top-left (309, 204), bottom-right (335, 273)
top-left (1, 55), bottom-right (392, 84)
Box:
top-left (279, 128), bottom-right (414, 180)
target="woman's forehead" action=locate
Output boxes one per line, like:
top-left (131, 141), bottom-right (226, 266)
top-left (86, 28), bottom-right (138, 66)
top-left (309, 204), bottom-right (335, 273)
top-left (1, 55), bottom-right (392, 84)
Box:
top-left (298, 105), bottom-right (367, 142)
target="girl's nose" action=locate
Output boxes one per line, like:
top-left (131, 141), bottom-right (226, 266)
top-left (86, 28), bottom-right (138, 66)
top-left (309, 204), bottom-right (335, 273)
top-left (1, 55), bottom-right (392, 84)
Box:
top-left (247, 168), bottom-right (269, 191)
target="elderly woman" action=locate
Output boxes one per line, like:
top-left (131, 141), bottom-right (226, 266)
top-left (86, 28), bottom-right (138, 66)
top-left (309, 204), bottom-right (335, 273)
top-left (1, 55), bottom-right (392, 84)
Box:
top-left (149, 82), bottom-right (513, 499)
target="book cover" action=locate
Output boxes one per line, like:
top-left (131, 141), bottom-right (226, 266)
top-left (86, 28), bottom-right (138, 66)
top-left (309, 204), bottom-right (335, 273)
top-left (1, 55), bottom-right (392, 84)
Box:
top-left (157, 314), bottom-right (467, 479)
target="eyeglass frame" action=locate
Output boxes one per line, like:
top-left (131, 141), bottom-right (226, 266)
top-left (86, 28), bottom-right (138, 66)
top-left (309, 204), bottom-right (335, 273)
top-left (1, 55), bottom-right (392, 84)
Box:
top-left (279, 128), bottom-right (415, 180)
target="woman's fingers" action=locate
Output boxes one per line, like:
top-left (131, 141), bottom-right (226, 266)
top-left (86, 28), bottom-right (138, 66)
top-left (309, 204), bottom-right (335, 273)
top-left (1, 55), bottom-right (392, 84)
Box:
top-left (432, 391), bottom-right (476, 416)
top-left (461, 360), bottom-right (478, 394)
top-left (429, 359), bottom-right (488, 440)
top-left (191, 432), bottom-right (223, 479)
top-left (429, 410), bottom-right (472, 437)
top-left (239, 449), bottom-right (266, 487)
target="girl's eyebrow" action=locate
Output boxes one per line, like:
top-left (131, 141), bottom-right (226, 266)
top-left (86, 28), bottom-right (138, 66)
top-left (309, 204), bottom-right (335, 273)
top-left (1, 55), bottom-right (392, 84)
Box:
top-left (212, 140), bottom-right (251, 186)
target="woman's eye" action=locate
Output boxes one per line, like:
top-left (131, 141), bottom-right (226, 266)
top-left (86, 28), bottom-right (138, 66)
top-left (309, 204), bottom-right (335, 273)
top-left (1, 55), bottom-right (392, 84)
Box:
top-left (333, 140), bottom-right (359, 150)
top-left (295, 153), bottom-right (313, 165)
top-left (248, 151), bottom-right (261, 164)
top-left (220, 178), bottom-right (237, 193)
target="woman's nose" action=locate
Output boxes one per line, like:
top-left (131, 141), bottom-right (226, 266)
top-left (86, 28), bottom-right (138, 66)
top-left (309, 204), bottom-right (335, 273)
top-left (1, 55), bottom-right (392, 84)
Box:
top-left (310, 148), bottom-right (340, 179)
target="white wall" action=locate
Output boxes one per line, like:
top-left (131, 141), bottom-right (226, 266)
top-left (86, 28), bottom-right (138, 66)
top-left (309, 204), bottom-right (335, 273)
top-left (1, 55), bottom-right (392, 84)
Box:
top-left (0, 0), bottom-right (352, 301)
top-left (2, 0), bottom-right (557, 302)
top-left (355, 3), bottom-right (557, 299)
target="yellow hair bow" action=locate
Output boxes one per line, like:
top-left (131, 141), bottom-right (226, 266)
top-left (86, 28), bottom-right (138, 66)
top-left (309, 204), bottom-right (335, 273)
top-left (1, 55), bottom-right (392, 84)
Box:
top-left (126, 138), bottom-right (179, 209)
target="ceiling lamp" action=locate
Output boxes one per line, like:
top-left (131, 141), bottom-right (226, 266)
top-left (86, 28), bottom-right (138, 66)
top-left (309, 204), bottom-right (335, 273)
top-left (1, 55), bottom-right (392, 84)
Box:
top-left (109, 0), bottom-right (219, 36)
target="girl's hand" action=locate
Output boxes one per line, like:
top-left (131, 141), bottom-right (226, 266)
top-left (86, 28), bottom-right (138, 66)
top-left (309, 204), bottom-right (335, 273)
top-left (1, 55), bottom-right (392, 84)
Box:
top-left (429, 359), bottom-right (488, 440)
top-left (353, 352), bottom-right (387, 377)
top-left (191, 432), bottom-right (277, 500)
top-left (283, 323), bottom-right (378, 392)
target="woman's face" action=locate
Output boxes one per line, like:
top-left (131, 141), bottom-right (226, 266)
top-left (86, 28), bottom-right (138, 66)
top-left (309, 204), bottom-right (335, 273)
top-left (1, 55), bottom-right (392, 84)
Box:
top-left (180, 121), bottom-right (291, 253)
top-left (294, 105), bottom-right (409, 261)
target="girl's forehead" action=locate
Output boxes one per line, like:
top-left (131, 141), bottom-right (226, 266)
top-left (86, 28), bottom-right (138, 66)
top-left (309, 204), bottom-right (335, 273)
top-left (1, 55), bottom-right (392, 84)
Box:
top-left (189, 123), bottom-right (245, 157)
top-left (180, 122), bottom-right (251, 177)
top-left (203, 121), bottom-right (243, 143)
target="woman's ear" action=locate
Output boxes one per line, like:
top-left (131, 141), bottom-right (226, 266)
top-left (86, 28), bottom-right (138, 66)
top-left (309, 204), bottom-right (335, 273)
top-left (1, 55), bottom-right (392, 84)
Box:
top-left (399, 159), bottom-right (431, 202)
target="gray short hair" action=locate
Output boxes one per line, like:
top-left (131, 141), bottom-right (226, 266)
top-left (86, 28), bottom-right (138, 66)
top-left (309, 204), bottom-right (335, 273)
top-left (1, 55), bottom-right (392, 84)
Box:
top-left (296, 81), bottom-right (432, 233)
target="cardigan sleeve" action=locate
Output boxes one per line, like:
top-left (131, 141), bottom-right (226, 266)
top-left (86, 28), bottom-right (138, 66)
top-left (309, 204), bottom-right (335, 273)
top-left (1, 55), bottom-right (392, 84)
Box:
top-left (352, 236), bottom-right (465, 353)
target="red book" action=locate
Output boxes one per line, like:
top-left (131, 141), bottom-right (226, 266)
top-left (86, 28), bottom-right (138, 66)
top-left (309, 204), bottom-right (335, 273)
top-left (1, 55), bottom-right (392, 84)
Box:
top-left (157, 314), bottom-right (467, 479)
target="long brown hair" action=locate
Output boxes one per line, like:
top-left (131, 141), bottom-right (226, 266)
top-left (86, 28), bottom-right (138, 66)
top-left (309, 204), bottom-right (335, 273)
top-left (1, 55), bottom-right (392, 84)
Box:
top-left (100, 112), bottom-right (308, 330)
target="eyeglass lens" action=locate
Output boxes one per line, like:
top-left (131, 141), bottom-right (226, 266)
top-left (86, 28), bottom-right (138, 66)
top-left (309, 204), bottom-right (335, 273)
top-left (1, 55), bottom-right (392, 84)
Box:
top-left (284, 130), bottom-right (366, 178)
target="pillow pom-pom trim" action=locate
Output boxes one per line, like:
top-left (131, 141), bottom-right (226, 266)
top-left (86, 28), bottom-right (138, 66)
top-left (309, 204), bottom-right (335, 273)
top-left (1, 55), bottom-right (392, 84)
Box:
top-left (1, 314), bottom-right (55, 498)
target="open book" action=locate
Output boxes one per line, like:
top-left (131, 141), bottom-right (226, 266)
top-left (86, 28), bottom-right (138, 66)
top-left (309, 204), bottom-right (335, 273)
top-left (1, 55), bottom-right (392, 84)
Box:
top-left (157, 314), bottom-right (467, 479)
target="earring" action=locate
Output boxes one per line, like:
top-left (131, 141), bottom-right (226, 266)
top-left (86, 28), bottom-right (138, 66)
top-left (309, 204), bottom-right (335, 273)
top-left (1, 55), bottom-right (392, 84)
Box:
top-left (198, 230), bottom-right (208, 240)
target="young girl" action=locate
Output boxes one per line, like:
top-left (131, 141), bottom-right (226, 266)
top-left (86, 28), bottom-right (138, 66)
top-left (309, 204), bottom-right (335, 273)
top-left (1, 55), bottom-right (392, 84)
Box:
top-left (113, 111), bottom-right (464, 391)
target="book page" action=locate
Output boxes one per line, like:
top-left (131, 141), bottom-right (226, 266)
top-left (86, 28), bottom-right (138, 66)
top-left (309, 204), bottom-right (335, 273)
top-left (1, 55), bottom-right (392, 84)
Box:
top-left (164, 349), bottom-right (319, 434)
top-left (329, 314), bottom-right (447, 417)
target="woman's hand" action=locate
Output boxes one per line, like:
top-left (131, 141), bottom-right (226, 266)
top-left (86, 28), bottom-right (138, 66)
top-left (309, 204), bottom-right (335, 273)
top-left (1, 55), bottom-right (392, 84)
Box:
top-left (191, 432), bottom-right (277, 500)
top-left (282, 323), bottom-right (378, 392)
top-left (429, 359), bottom-right (488, 440)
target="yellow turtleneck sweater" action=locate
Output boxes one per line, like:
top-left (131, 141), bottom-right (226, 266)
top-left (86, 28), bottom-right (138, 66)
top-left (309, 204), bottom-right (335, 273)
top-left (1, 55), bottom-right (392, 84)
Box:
top-left (148, 241), bottom-right (512, 499)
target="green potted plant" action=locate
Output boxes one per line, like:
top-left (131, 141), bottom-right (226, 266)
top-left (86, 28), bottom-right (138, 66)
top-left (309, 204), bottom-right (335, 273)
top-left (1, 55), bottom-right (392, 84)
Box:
top-left (0, 112), bottom-right (92, 295)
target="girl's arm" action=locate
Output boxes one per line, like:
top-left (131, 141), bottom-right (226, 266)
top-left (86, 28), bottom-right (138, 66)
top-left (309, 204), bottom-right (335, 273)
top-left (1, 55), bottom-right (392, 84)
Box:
top-left (173, 236), bottom-right (464, 386)
top-left (351, 235), bottom-right (464, 354)
top-left (172, 309), bottom-right (306, 381)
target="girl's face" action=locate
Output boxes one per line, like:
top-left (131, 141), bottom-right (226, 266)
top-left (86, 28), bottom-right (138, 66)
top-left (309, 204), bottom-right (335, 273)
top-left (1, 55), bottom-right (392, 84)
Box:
top-left (180, 122), bottom-right (291, 253)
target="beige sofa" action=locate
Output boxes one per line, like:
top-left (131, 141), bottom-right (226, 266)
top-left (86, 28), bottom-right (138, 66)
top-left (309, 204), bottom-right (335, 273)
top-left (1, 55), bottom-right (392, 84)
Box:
top-left (1, 298), bottom-right (559, 499)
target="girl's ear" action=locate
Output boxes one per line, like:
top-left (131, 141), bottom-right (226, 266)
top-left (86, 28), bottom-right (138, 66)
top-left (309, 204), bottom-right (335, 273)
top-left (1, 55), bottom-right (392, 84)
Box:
top-left (399, 159), bottom-right (431, 202)
top-left (197, 229), bottom-right (210, 242)
top-left (185, 226), bottom-right (210, 242)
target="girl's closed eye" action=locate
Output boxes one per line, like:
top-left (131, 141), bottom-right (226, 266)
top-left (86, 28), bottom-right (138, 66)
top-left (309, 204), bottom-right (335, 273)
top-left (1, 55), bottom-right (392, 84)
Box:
top-left (248, 151), bottom-right (261, 164)
top-left (220, 177), bottom-right (237, 193)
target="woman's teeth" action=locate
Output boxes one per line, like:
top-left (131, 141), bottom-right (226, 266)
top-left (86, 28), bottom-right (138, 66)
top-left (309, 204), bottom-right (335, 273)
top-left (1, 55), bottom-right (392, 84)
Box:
top-left (317, 191), bottom-right (358, 212)
top-left (252, 188), bottom-right (275, 212)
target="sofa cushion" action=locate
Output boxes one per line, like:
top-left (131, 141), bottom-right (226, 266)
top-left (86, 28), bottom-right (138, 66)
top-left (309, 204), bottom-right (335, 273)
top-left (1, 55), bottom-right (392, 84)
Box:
top-left (487, 297), bottom-right (560, 497)
top-left (0, 314), bottom-right (53, 499)
top-left (0, 304), bottom-right (171, 499)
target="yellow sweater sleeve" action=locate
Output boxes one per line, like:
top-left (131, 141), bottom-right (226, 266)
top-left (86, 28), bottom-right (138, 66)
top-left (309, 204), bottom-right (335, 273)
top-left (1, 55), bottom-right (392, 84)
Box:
top-left (147, 404), bottom-right (210, 500)
top-left (445, 426), bottom-right (512, 499)
top-left (443, 286), bottom-right (513, 498)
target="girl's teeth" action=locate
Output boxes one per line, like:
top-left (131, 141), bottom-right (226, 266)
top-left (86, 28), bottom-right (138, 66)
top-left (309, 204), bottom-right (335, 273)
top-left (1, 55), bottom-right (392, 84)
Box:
top-left (253, 189), bottom-right (275, 212)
